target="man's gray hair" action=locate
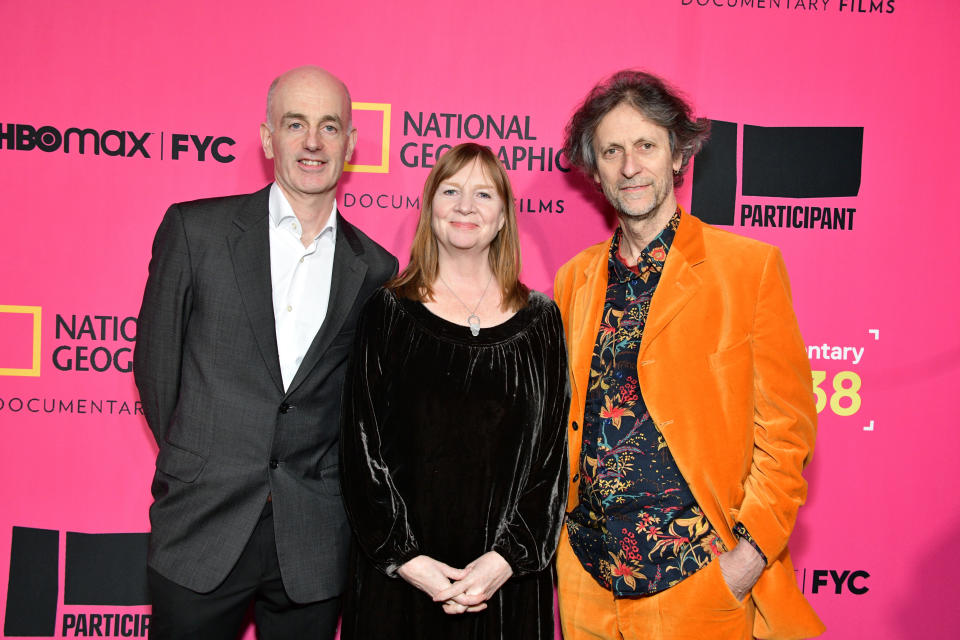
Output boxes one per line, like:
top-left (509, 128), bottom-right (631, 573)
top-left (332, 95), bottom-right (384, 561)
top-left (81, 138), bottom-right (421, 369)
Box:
top-left (563, 70), bottom-right (710, 188)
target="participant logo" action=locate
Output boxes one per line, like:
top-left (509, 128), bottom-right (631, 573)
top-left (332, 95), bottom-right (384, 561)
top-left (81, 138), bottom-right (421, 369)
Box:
top-left (691, 120), bottom-right (864, 231)
top-left (4, 527), bottom-right (150, 637)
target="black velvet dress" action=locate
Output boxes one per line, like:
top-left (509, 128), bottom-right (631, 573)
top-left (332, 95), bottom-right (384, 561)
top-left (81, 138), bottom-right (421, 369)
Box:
top-left (339, 288), bottom-right (569, 639)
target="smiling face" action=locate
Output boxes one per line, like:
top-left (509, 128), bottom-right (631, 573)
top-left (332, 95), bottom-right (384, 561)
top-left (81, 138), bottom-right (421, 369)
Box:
top-left (259, 67), bottom-right (357, 207)
top-left (430, 158), bottom-right (506, 256)
top-left (592, 102), bottom-right (681, 224)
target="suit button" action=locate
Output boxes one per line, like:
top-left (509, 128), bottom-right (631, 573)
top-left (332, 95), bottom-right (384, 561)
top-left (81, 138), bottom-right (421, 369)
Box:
top-left (279, 403), bottom-right (292, 414)
top-left (572, 421), bottom-right (579, 431)
top-left (572, 473), bottom-right (580, 482)
top-left (269, 460), bottom-right (279, 469)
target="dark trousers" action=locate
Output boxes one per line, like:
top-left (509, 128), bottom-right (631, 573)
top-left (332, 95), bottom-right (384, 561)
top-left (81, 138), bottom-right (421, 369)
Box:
top-left (148, 502), bottom-right (341, 640)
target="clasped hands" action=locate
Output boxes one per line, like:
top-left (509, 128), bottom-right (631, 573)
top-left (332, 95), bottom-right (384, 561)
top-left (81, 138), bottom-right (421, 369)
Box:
top-left (396, 551), bottom-right (513, 615)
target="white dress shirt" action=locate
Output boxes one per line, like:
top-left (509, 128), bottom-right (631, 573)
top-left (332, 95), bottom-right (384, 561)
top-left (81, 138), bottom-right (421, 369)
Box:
top-left (268, 183), bottom-right (337, 391)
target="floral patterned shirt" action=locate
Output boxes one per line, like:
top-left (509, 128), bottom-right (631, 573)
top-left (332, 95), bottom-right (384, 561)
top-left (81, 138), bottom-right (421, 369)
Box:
top-left (566, 211), bottom-right (726, 596)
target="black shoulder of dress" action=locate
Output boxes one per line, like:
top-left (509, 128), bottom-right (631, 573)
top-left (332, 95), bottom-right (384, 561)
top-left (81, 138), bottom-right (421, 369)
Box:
top-left (524, 290), bottom-right (558, 314)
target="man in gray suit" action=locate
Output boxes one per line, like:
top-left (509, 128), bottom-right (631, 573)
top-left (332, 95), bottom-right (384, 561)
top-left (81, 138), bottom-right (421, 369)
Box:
top-left (134, 65), bottom-right (398, 639)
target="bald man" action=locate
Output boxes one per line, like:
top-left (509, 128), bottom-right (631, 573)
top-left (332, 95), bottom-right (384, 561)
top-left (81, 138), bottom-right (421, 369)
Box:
top-left (134, 66), bottom-right (398, 639)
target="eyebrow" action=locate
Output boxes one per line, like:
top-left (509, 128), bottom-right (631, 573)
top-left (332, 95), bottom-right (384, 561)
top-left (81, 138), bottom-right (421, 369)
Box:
top-left (281, 112), bottom-right (343, 126)
top-left (441, 180), bottom-right (495, 190)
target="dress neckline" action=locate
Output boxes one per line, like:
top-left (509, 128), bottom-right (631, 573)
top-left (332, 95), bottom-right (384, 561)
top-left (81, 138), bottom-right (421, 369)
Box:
top-left (390, 289), bottom-right (539, 346)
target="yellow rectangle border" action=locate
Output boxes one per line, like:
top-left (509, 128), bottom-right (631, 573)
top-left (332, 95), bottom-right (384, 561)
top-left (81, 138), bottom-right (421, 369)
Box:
top-left (345, 102), bottom-right (391, 174)
top-left (0, 305), bottom-right (42, 376)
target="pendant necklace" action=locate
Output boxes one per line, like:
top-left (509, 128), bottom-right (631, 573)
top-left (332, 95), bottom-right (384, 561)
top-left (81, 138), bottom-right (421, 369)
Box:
top-left (438, 272), bottom-right (495, 337)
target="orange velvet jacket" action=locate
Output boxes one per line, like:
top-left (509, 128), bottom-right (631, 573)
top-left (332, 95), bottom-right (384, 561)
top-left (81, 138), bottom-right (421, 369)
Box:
top-left (553, 211), bottom-right (825, 639)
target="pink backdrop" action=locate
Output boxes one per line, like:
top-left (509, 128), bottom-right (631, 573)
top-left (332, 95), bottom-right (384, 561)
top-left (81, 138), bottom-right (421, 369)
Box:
top-left (2, 1), bottom-right (958, 637)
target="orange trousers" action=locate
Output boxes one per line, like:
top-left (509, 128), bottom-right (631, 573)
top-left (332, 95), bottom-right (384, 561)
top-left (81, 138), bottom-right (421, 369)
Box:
top-left (556, 534), bottom-right (756, 640)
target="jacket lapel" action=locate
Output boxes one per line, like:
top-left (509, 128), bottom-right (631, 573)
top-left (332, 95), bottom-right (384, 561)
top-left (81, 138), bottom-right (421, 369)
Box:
top-left (284, 214), bottom-right (367, 397)
top-left (227, 186), bottom-right (284, 393)
top-left (639, 211), bottom-right (705, 357)
top-left (569, 241), bottom-right (612, 421)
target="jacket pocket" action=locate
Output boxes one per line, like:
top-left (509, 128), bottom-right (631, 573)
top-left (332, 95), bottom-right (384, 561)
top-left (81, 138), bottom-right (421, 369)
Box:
top-left (156, 441), bottom-right (206, 482)
top-left (319, 462), bottom-right (341, 496)
top-left (708, 334), bottom-right (753, 371)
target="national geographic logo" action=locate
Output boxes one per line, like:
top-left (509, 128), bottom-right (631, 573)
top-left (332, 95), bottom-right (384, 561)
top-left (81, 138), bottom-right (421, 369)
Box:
top-left (0, 309), bottom-right (137, 378)
top-left (680, 0), bottom-right (895, 14)
top-left (0, 123), bottom-right (235, 162)
top-left (340, 104), bottom-right (567, 214)
top-left (53, 314), bottom-right (136, 374)
top-left (0, 305), bottom-right (41, 377)
top-left (4, 527), bottom-right (150, 637)
top-left (339, 190), bottom-right (566, 216)
top-left (795, 567), bottom-right (871, 595)
top-left (690, 121), bottom-right (863, 231)
top-left (344, 102), bottom-right (391, 174)
top-left (399, 111), bottom-right (570, 173)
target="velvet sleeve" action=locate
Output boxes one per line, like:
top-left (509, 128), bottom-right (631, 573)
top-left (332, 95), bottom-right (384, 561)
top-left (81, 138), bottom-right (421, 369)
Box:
top-left (491, 302), bottom-right (570, 576)
top-left (738, 248), bottom-right (818, 565)
top-left (339, 292), bottom-right (421, 576)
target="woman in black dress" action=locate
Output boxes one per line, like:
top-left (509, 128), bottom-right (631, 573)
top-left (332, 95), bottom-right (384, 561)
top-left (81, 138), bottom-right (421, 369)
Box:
top-left (339, 143), bottom-right (569, 639)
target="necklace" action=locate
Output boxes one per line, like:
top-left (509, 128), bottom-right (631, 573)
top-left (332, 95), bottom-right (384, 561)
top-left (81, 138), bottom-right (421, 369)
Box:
top-left (438, 272), bottom-right (495, 337)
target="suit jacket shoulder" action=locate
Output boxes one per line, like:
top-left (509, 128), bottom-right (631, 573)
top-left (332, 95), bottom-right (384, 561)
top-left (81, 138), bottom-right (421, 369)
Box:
top-left (171, 186), bottom-right (271, 236)
top-left (337, 213), bottom-right (398, 275)
top-left (555, 239), bottom-right (608, 281)
top-left (691, 214), bottom-right (781, 271)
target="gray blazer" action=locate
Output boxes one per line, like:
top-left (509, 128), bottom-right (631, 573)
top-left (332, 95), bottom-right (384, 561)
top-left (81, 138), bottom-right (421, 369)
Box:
top-left (133, 185), bottom-right (398, 602)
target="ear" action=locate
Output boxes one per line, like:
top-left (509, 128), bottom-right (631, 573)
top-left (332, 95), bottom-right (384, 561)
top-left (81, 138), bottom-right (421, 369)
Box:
top-left (672, 153), bottom-right (682, 174)
top-left (345, 127), bottom-right (358, 163)
top-left (498, 208), bottom-right (506, 232)
top-left (259, 123), bottom-right (274, 160)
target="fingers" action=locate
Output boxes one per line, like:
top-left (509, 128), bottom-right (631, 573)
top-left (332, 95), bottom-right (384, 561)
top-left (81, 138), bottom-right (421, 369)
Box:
top-left (442, 601), bottom-right (467, 614)
top-left (436, 561), bottom-right (468, 582)
top-left (442, 600), bottom-right (487, 615)
top-left (451, 591), bottom-right (488, 607)
top-left (435, 579), bottom-right (490, 606)
top-left (433, 581), bottom-right (470, 603)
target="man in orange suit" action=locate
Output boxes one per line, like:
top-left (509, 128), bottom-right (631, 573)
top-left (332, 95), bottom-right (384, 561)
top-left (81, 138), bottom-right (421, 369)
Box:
top-left (553, 70), bottom-right (825, 639)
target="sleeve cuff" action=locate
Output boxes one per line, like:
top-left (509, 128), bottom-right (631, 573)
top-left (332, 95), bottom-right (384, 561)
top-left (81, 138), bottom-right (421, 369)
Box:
top-left (382, 547), bottom-right (422, 578)
top-left (732, 522), bottom-right (768, 565)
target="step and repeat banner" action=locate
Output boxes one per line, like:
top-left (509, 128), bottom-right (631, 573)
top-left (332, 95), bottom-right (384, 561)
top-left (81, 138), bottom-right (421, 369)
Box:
top-left (1, 1), bottom-right (958, 638)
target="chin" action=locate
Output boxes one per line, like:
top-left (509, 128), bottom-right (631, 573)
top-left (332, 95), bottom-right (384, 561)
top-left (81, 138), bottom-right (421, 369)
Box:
top-left (617, 206), bottom-right (656, 220)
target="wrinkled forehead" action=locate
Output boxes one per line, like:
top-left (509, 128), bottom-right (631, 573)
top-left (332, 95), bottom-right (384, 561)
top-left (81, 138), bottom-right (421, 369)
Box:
top-left (595, 102), bottom-right (672, 144)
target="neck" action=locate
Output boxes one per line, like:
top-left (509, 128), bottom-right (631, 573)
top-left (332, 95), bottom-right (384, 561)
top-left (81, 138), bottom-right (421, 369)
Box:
top-left (277, 183), bottom-right (336, 244)
top-left (436, 247), bottom-right (494, 286)
top-left (617, 197), bottom-right (677, 263)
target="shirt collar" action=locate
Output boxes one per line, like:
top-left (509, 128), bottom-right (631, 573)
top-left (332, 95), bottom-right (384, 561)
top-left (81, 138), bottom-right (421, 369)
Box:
top-left (268, 182), bottom-right (338, 241)
top-left (609, 208), bottom-right (680, 282)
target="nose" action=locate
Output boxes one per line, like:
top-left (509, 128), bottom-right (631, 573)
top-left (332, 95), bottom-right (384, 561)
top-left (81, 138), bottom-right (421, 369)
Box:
top-left (621, 148), bottom-right (641, 178)
top-left (454, 194), bottom-right (475, 214)
top-left (304, 126), bottom-right (323, 151)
